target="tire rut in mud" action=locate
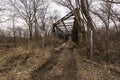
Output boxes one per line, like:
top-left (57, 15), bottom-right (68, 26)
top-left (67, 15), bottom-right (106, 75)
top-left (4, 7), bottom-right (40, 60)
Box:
top-left (50, 48), bottom-right (78, 80)
top-left (31, 50), bottom-right (62, 80)
top-left (62, 49), bottom-right (77, 80)
top-left (31, 46), bottom-right (78, 80)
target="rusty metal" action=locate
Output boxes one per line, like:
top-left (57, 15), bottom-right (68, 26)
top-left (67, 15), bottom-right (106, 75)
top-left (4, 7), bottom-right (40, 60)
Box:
top-left (52, 9), bottom-right (75, 38)
top-left (52, 8), bottom-right (85, 42)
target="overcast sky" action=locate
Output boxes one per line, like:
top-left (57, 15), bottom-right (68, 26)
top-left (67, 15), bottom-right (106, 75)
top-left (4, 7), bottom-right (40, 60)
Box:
top-left (0, 0), bottom-right (67, 30)
top-left (49, 1), bottom-right (67, 17)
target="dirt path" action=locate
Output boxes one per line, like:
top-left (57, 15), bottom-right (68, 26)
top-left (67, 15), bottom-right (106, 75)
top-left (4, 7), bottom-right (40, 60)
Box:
top-left (31, 45), bottom-right (78, 80)
top-left (47, 48), bottom-right (78, 80)
top-left (60, 48), bottom-right (77, 80)
top-left (31, 50), bottom-right (62, 80)
top-left (31, 44), bottom-right (120, 80)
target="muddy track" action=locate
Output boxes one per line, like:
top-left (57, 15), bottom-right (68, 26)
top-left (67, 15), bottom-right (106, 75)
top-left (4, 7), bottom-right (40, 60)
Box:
top-left (31, 46), bottom-right (78, 80)
top-left (61, 49), bottom-right (77, 80)
top-left (31, 50), bottom-right (62, 80)
top-left (45, 48), bottom-right (78, 80)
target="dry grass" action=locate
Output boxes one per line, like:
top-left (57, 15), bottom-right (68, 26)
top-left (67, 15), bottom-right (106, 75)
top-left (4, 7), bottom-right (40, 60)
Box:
top-left (46, 51), bottom-right (66, 78)
top-left (75, 50), bottom-right (120, 80)
top-left (0, 42), bottom-right (120, 80)
top-left (0, 45), bottom-right (52, 80)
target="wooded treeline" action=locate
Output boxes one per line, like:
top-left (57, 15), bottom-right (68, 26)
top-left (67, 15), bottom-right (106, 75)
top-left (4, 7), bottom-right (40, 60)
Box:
top-left (0, 0), bottom-right (120, 45)
top-left (0, 0), bottom-right (61, 45)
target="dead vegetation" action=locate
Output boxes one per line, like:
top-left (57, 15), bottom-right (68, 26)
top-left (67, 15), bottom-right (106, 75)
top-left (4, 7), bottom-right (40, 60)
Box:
top-left (0, 38), bottom-right (120, 80)
top-left (93, 29), bottom-right (120, 65)
top-left (0, 45), bottom-right (53, 80)
top-left (0, 0), bottom-right (120, 79)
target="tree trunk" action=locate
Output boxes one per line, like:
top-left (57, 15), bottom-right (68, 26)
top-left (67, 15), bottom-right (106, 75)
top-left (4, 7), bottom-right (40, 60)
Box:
top-left (29, 22), bottom-right (33, 41)
top-left (81, 0), bottom-right (95, 31)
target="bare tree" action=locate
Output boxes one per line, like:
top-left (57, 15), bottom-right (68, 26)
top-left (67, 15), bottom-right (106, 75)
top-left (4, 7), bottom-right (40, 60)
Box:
top-left (53, 0), bottom-right (96, 44)
top-left (47, 10), bottom-right (61, 35)
top-left (102, 0), bottom-right (120, 4)
top-left (9, 0), bottom-right (49, 40)
top-left (0, 1), bottom-right (9, 23)
top-left (91, 0), bottom-right (120, 37)
top-left (12, 13), bottom-right (17, 47)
